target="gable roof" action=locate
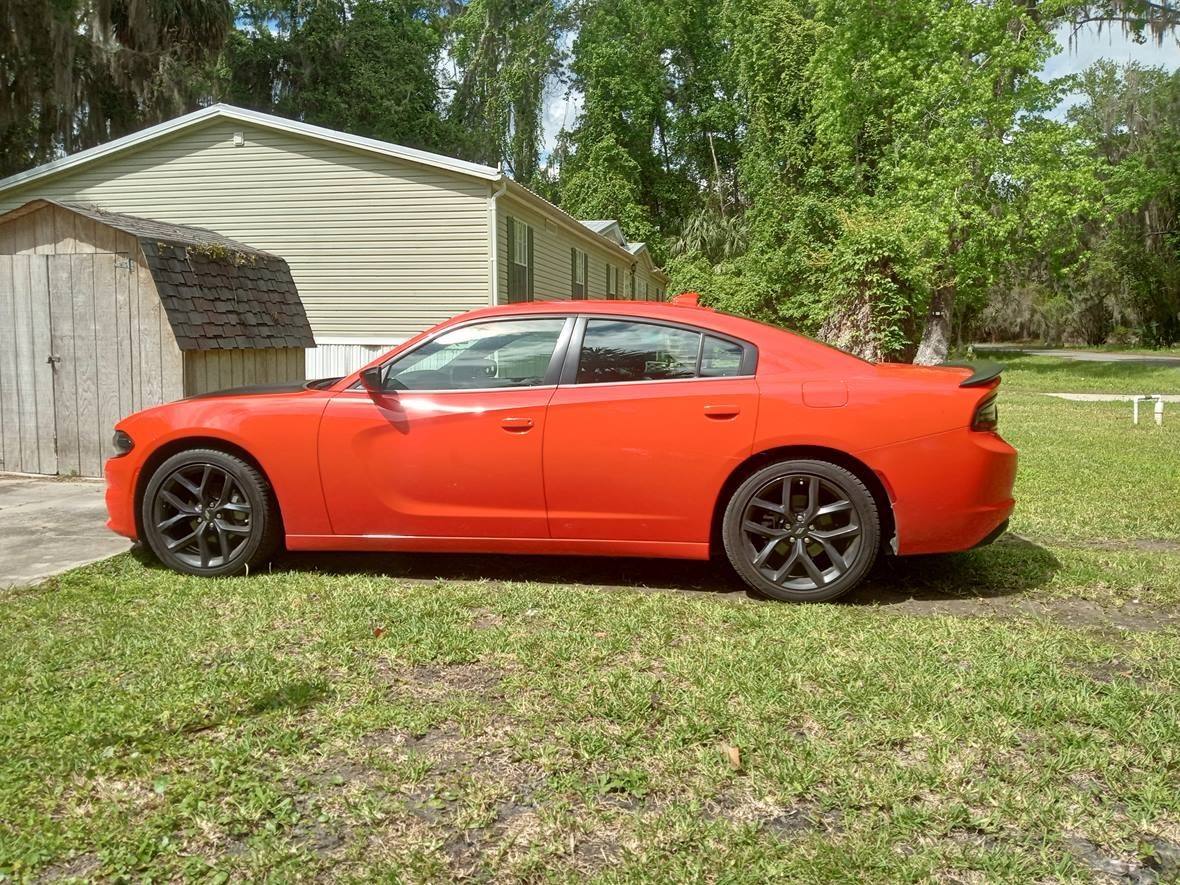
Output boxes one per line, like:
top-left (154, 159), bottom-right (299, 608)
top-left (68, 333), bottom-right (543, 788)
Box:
top-left (0, 104), bottom-right (668, 282)
top-left (0, 104), bottom-right (499, 194)
top-left (0, 199), bottom-right (315, 351)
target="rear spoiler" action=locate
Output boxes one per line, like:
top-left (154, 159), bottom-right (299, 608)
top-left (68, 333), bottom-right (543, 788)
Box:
top-left (943, 360), bottom-right (1004, 388)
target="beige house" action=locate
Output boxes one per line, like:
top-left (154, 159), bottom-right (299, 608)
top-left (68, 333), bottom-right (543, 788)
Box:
top-left (0, 104), bottom-right (668, 376)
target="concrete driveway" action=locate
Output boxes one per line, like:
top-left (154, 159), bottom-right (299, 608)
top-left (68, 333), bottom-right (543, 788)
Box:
top-left (0, 474), bottom-right (130, 589)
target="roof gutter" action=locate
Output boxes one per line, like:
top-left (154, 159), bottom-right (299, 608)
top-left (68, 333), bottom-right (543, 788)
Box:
top-left (488, 175), bottom-right (509, 306)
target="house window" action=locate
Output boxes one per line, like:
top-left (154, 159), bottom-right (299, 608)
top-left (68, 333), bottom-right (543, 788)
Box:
top-left (606, 265), bottom-right (619, 299)
top-left (506, 216), bottom-right (533, 303)
top-left (571, 247), bottom-right (589, 300)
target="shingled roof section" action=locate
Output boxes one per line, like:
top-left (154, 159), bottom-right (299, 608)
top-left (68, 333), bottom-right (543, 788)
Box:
top-left (60, 201), bottom-right (315, 352)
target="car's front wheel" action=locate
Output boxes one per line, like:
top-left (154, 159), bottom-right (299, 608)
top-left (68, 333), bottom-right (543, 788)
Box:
top-left (140, 449), bottom-right (280, 577)
top-left (722, 459), bottom-right (880, 602)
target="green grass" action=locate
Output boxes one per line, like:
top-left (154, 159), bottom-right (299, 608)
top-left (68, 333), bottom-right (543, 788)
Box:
top-left (987, 353), bottom-right (1180, 394)
top-left (1, 356), bottom-right (1179, 881)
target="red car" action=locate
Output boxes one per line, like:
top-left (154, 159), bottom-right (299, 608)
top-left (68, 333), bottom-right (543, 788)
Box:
top-left (105, 298), bottom-right (1016, 602)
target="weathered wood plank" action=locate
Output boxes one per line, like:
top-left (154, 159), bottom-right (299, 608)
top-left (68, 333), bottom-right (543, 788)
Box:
top-left (113, 241), bottom-right (135, 419)
top-left (161, 312), bottom-right (184, 403)
top-left (129, 251), bottom-right (143, 412)
top-left (73, 216), bottom-right (96, 254)
top-left (12, 257), bottom-right (41, 471)
top-left (53, 208), bottom-right (77, 254)
top-left (48, 256), bottom-right (79, 476)
top-left (29, 256), bottom-right (57, 473)
top-left (71, 254), bottom-right (101, 477)
top-left (11, 216), bottom-right (36, 256)
top-left (93, 252), bottom-right (121, 469)
top-left (219, 350), bottom-right (233, 391)
top-left (138, 258), bottom-right (162, 409)
top-left (0, 256), bottom-right (20, 473)
top-left (33, 208), bottom-right (54, 255)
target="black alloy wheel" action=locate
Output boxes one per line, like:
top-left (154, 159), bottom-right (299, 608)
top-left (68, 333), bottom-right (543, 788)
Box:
top-left (141, 449), bottom-right (279, 576)
top-left (722, 459), bottom-right (880, 602)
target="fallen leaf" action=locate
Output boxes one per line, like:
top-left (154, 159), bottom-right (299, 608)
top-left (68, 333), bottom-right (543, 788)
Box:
top-left (723, 744), bottom-right (742, 771)
top-left (373, 627), bottom-right (385, 638)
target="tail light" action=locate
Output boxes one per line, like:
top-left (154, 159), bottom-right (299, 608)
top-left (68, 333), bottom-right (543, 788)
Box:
top-left (972, 393), bottom-right (998, 432)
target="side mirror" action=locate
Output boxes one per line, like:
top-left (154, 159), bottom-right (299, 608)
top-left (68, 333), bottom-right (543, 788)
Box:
top-left (359, 365), bottom-right (385, 393)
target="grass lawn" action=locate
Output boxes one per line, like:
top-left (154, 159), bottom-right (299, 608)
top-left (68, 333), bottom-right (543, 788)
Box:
top-left (2, 356), bottom-right (1179, 882)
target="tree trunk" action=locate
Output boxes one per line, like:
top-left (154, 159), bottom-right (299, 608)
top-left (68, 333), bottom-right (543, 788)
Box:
top-left (913, 281), bottom-right (955, 365)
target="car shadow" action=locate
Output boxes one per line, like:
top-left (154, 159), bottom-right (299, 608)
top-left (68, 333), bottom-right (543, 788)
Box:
top-left (263, 532), bottom-right (1060, 608)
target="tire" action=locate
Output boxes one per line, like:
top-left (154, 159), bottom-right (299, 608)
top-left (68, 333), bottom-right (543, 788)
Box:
top-left (140, 448), bottom-right (280, 577)
top-left (722, 459), bottom-right (880, 602)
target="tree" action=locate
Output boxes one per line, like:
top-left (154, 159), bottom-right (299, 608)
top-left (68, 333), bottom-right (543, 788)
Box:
top-left (222, 0), bottom-right (449, 152)
top-left (444, 0), bottom-right (567, 183)
top-left (0, 0), bottom-right (232, 177)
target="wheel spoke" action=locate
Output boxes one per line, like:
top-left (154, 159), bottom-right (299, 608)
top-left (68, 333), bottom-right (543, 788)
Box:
top-left (156, 512), bottom-right (191, 531)
top-left (810, 523), bottom-right (859, 540)
top-left (173, 473), bottom-right (201, 498)
top-left (753, 538), bottom-right (780, 567)
top-left (781, 477), bottom-right (793, 512)
top-left (770, 540), bottom-right (803, 583)
top-left (214, 518), bottom-right (251, 535)
top-left (218, 501), bottom-right (251, 515)
top-left (805, 476), bottom-right (819, 520)
top-left (750, 497), bottom-right (784, 515)
top-left (816, 499), bottom-right (853, 517)
top-left (817, 538), bottom-right (847, 571)
top-left (167, 528), bottom-right (199, 551)
top-left (799, 549), bottom-right (826, 586)
top-left (160, 489), bottom-right (196, 514)
top-left (215, 523), bottom-right (231, 561)
top-left (197, 530), bottom-right (211, 568)
top-left (197, 465), bottom-right (211, 501)
top-left (743, 520), bottom-right (782, 538)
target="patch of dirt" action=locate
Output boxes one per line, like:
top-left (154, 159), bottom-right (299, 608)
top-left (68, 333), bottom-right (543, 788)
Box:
top-left (704, 788), bottom-right (841, 838)
top-left (34, 852), bottom-right (100, 883)
top-left (1066, 835), bottom-right (1159, 884)
top-left (848, 591), bottom-right (1180, 634)
top-left (377, 661), bottom-right (506, 702)
top-left (470, 609), bottom-right (505, 630)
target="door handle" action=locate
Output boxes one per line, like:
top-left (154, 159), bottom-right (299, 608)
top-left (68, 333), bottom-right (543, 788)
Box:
top-left (704, 404), bottom-right (740, 419)
top-left (500, 416), bottom-right (534, 432)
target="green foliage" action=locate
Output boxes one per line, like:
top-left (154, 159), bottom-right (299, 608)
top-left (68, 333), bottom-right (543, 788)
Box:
top-left (223, 0), bottom-right (448, 151)
top-left (0, 0), bottom-right (232, 177)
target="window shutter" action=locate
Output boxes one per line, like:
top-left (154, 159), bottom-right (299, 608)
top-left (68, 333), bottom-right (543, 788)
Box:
top-left (505, 216), bottom-right (516, 303)
top-left (605, 264), bottom-right (611, 298)
top-left (570, 247), bottom-right (577, 299)
top-left (583, 253), bottom-right (590, 299)
top-left (527, 226), bottom-right (535, 301)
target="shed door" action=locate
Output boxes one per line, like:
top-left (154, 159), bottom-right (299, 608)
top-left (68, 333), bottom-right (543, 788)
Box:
top-left (0, 255), bottom-right (57, 475)
top-left (47, 253), bottom-right (137, 478)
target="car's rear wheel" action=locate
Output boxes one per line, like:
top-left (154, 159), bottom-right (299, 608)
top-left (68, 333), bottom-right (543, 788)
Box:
top-left (722, 459), bottom-right (880, 602)
top-left (141, 449), bottom-right (280, 577)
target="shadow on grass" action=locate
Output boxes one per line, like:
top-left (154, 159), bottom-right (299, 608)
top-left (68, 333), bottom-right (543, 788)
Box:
top-left (260, 533), bottom-right (1060, 608)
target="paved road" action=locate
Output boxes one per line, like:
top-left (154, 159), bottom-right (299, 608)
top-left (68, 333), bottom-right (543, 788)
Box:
top-left (0, 474), bottom-right (130, 589)
top-left (973, 344), bottom-right (1180, 366)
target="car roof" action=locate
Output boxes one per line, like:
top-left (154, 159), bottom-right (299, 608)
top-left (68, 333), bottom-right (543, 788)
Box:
top-left (447, 299), bottom-right (858, 369)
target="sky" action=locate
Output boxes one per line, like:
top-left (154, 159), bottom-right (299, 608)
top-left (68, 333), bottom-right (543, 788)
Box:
top-left (538, 22), bottom-right (1180, 155)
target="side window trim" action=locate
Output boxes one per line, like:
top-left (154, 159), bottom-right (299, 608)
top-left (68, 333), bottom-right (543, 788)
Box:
top-left (558, 315), bottom-right (759, 386)
top-left (348, 315), bottom-right (576, 391)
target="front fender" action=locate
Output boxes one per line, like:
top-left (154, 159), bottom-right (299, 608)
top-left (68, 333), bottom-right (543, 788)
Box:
top-left (110, 393), bottom-right (334, 539)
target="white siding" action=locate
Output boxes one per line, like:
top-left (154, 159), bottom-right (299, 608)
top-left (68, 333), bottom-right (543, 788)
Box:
top-left (306, 342), bottom-right (402, 378)
top-left (497, 197), bottom-right (663, 303)
top-left (0, 119), bottom-right (491, 340)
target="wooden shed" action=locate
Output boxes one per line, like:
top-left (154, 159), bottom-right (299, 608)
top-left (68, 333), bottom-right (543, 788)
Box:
top-left (0, 199), bottom-right (314, 477)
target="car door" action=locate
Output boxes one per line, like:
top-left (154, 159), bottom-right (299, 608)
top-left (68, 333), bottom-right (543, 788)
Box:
top-left (543, 316), bottom-right (759, 543)
top-left (319, 316), bottom-right (572, 538)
